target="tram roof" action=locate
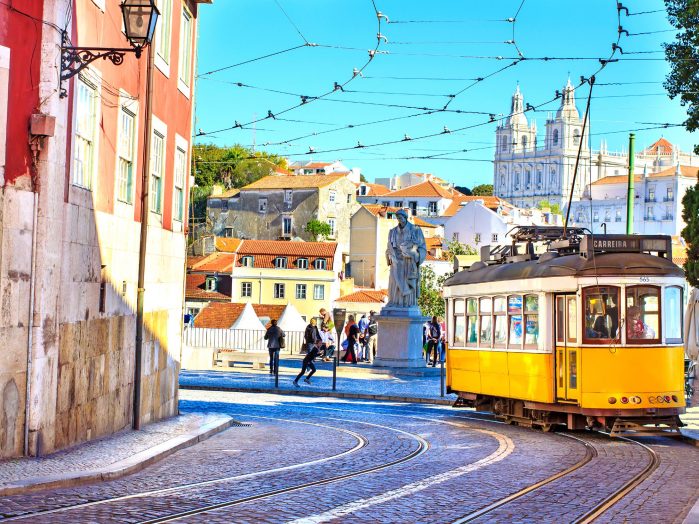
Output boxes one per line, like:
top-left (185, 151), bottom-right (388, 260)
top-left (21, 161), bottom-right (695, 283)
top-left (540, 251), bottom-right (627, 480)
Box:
top-left (444, 251), bottom-right (684, 287)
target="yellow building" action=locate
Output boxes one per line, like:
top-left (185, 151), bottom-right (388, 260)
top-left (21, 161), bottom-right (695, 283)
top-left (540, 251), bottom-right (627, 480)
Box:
top-left (192, 238), bottom-right (344, 322)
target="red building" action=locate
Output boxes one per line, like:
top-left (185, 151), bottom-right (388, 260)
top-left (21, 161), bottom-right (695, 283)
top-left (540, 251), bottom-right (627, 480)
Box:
top-left (0, 0), bottom-right (209, 457)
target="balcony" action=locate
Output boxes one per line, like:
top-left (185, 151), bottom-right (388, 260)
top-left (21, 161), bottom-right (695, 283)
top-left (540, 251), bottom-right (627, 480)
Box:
top-left (644, 197), bottom-right (657, 203)
top-left (615, 217), bottom-right (622, 222)
top-left (663, 196), bottom-right (675, 202)
top-left (644, 215), bottom-right (656, 221)
top-left (661, 214), bottom-right (674, 221)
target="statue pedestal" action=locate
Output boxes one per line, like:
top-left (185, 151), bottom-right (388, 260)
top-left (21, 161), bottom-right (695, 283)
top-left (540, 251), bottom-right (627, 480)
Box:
top-left (373, 307), bottom-right (429, 368)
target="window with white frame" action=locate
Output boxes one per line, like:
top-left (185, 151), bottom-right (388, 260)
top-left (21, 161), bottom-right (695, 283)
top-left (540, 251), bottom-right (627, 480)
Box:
top-left (205, 276), bottom-right (217, 292)
top-left (284, 189), bottom-right (293, 203)
top-left (492, 233), bottom-right (498, 242)
top-left (329, 190), bottom-right (336, 203)
top-left (314, 258), bottom-right (327, 270)
top-left (116, 104), bottom-right (136, 202)
top-left (274, 283), bottom-right (285, 299)
top-left (174, 146), bottom-right (186, 222)
top-left (428, 201), bottom-right (438, 215)
top-left (474, 233), bottom-right (481, 244)
top-left (313, 284), bottom-right (325, 300)
top-left (155, 0), bottom-right (172, 65)
top-left (73, 75), bottom-right (99, 189)
top-left (258, 198), bottom-right (267, 213)
top-left (274, 257), bottom-right (288, 268)
top-left (178, 7), bottom-right (193, 88)
top-left (296, 258), bottom-right (308, 269)
top-left (150, 130), bottom-right (165, 213)
top-left (241, 281), bottom-right (252, 297)
top-left (296, 283), bottom-right (306, 299)
top-left (282, 216), bottom-right (292, 236)
top-left (328, 218), bottom-right (336, 237)
top-left (240, 256), bottom-right (253, 267)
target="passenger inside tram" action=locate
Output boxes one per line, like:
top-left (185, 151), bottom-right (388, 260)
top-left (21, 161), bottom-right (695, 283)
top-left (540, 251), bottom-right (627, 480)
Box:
top-left (626, 305), bottom-right (656, 340)
top-left (584, 292), bottom-right (619, 339)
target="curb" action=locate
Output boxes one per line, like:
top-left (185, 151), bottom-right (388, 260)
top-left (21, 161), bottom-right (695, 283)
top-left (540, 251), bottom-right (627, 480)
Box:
top-left (680, 433), bottom-right (699, 447)
top-left (0, 415), bottom-right (236, 496)
top-left (179, 384), bottom-right (455, 406)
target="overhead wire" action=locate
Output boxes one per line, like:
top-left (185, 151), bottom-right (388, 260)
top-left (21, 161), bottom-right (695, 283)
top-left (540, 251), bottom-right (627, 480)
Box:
top-left (273, 0), bottom-right (309, 44)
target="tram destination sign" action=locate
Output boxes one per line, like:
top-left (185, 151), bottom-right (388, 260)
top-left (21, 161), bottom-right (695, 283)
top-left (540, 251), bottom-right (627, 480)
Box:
top-left (580, 235), bottom-right (671, 257)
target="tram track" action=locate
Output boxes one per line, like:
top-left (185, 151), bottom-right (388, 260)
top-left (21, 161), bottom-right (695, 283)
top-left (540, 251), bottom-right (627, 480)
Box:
top-left (2, 415), bottom-right (429, 524)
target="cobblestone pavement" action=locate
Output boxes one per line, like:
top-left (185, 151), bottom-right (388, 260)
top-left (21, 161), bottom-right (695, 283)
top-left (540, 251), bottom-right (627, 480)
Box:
top-left (0, 412), bottom-right (228, 488)
top-left (0, 390), bottom-right (697, 523)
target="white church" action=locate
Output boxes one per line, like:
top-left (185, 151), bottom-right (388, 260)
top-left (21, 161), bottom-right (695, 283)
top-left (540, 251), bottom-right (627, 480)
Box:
top-left (493, 80), bottom-right (699, 227)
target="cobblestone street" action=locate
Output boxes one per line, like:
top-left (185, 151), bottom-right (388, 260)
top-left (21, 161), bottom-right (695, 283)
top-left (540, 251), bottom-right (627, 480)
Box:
top-left (0, 390), bottom-right (696, 523)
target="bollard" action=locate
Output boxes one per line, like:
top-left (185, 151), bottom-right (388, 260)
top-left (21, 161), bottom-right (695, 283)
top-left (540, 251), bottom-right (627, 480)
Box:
top-left (332, 354), bottom-right (337, 391)
top-left (440, 357), bottom-right (445, 398)
top-left (274, 351), bottom-right (279, 389)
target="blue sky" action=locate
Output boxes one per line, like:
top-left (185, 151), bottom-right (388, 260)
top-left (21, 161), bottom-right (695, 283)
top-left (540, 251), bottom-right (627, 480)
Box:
top-left (194, 1), bottom-right (692, 188)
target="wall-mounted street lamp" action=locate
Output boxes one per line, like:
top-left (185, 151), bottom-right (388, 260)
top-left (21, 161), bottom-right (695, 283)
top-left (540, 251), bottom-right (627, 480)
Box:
top-left (59, 0), bottom-right (159, 97)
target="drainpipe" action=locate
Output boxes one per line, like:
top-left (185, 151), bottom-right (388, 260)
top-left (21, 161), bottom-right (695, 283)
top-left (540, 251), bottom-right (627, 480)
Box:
top-left (134, 42), bottom-right (155, 431)
top-left (23, 192), bottom-right (39, 456)
top-left (626, 133), bottom-right (635, 234)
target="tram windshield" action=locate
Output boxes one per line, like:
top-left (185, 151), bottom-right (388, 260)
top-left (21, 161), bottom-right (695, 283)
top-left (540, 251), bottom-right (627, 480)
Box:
top-left (583, 286), bottom-right (620, 343)
top-left (626, 286), bottom-right (660, 343)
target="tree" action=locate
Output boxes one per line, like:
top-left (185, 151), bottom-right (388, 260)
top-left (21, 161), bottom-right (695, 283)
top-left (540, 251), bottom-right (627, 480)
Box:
top-left (664, 0), bottom-right (699, 154)
top-left (360, 173), bottom-right (368, 183)
top-left (305, 219), bottom-right (332, 241)
top-left (418, 265), bottom-right (445, 318)
top-left (472, 184), bottom-right (493, 196)
top-left (445, 238), bottom-right (478, 259)
top-left (537, 200), bottom-right (562, 215)
top-left (681, 181), bottom-right (699, 286)
top-left (192, 143), bottom-right (287, 188)
top-left (455, 185), bottom-right (472, 196)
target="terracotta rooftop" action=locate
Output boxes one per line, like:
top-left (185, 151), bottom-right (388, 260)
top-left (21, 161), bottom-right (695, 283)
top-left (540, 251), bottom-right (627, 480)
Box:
top-left (425, 237), bottom-right (443, 251)
top-left (361, 204), bottom-right (400, 217)
top-left (411, 216), bottom-right (438, 228)
top-left (242, 173), bottom-right (348, 190)
top-left (385, 180), bottom-right (454, 199)
top-left (360, 182), bottom-right (391, 196)
top-left (304, 162), bottom-right (333, 169)
top-left (443, 195), bottom-right (510, 216)
top-left (215, 237), bottom-right (244, 253)
top-left (193, 302), bottom-right (286, 329)
top-left (187, 256), bottom-right (208, 270)
top-left (591, 165), bottom-right (699, 186)
top-left (239, 239), bottom-right (338, 257)
top-left (643, 137), bottom-right (674, 156)
top-left (337, 289), bottom-right (388, 304)
top-left (208, 188), bottom-right (240, 199)
top-left (185, 274), bottom-right (232, 301)
top-left (190, 253), bottom-right (236, 273)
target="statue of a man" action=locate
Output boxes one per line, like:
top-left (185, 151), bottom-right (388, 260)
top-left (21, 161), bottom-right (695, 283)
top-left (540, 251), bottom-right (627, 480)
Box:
top-left (386, 209), bottom-right (427, 308)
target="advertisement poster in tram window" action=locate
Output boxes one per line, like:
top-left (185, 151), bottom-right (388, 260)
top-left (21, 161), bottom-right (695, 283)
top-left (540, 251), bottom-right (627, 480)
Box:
top-left (508, 295), bottom-right (522, 314)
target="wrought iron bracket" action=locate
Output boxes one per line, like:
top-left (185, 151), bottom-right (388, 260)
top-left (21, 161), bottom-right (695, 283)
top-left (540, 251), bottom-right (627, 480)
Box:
top-left (59, 38), bottom-right (140, 98)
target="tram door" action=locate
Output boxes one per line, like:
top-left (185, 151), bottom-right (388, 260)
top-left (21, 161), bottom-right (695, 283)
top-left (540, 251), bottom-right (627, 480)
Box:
top-left (555, 295), bottom-right (579, 403)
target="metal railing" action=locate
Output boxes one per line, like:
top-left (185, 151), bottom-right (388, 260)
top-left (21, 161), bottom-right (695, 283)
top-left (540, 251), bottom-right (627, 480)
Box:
top-left (183, 327), bottom-right (305, 354)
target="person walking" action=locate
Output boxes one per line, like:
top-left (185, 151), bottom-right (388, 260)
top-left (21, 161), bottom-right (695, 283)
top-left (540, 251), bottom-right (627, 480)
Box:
top-left (358, 313), bottom-right (370, 362)
top-left (426, 316), bottom-right (441, 367)
top-left (366, 311), bottom-right (378, 363)
top-left (304, 318), bottom-right (321, 354)
top-left (294, 339), bottom-right (321, 386)
top-left (264, 319), bottom-right (285, 375)
top-left (342, 314), bottom-right (359, 364)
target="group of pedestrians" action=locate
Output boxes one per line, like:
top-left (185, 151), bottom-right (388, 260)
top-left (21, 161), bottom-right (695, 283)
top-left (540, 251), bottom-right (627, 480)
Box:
top-left (423, 315), bottom-right (446, 367)
top-left (264, 308), bottom-right (379, 386)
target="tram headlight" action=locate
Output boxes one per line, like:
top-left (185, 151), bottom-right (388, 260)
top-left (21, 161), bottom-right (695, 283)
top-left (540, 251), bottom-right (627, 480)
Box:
top-left (672, 395), bottom-right (679, 403)
top-left (631, 396), bottom-right (641, 404)
top-left (608, 397), bottom-right (617, 404)
top-left (664, 395), bottom-right (671, 403)
top-left (620, 396), bottom-right (629, 404)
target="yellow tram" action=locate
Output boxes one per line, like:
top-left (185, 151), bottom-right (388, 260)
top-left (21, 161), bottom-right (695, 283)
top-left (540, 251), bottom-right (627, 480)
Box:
top-left (443, 227), bottom-right (686, 435)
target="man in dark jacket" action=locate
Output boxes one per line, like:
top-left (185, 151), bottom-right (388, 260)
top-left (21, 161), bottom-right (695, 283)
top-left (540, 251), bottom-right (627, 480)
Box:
top-left (264, 319), bottom-right (284, 374)
top-left (304, 318), bottom-right (321, 354)
top-left (426, 316), bottom-right (441, 367)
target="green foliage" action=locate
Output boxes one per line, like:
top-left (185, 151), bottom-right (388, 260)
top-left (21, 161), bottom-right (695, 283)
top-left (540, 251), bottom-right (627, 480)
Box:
top-left (664, 0), bottom-right (699, 154)
top-left (360, 173), bottom-right (368, 183)
top-left (305, 219), bottom-right (332, 241)
top-left (471, 184), bottom-right (493, 196)
top-left (681, 181), bottom-right (699, 285)
top-left (418, 265), bottom-right (445, 318)
top-left (191, 185), bottom-right (212, 225)
top-left (455, 185), bottom-right (473, 196)
top-left (537, 200), bottom-right (562, 215)
top-left (192, 143), bottom-right (287, 188)
top-left (445, 238), bottom-right (478, 259)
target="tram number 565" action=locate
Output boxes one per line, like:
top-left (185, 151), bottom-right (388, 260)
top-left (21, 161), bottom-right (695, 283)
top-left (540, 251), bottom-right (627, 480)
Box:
top-left (639, 276), bottom-right (651, 283)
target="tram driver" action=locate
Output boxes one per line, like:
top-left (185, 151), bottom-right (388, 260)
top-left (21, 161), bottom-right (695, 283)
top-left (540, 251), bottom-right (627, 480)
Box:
top-left (626, 305), bottom-right (655, 340)
top-left (585, 294), bottom-right (619, 339)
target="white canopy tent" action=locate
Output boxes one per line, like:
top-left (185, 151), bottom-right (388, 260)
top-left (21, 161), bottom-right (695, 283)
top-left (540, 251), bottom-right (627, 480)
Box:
top-left (230, 302), bottom-right (267, 331)
top-left (277, 302), bottom-right (308, 332)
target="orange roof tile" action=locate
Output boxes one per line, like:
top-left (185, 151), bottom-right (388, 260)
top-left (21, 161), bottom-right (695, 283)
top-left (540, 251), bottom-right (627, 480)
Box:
top-left (191, 253), bottom-right (236, 272)
top-left (442, 195), bottom-right (509, 216)
top-left (360, 182), bottom-right (391, 196)
top-left (194, 302), bottom-right (286, 329)
top-left (186, 274), bottom-right (232, 301)
top-left (338, 289), bottom-right (388, 303)
top-left (426, 237), bottom-right (443, 250)
top-left (305, 162), bottom-right (333, 169)
top-left (361, 204), bottom-right (400, 217)
top-left (242, 173), bottom-right (347, 190)
top-left (592, 165), bottom-right (699, 186)
top-left (208, 188), bottom-right (240, 199)
top-left (215, 237), bottom-right (244, 253)
top-left (643, 137), bottom-right (674, 155)
top-left (385, 180), bottom-right (453, 199)
top-left (239, 239), bottom-right (338, 257)
top-left (187, 256), bottom-right (208, 270)
top-left (411, 216), bottom-right (437, 228)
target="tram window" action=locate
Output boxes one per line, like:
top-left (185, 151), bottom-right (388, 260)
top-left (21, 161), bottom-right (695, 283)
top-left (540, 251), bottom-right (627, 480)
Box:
top-left (466, 298), bottom-right (478, 345)
top-left (524, 295), bottom-right (539, 347)
top-left (582, 286), bottom-right (620, 344)
top-left (493, 296), bottom-right (507, 346)
top-left (567, 297), bottom-right (577, 343)
top-left (556, 297), bottom-right (565, 343)
top-left (508, 295), bottom-right (523, 348)
top-left (480, 298), bottom-right (493, 346)
top-left (626, 286), bottom-right (660, 343)
top-left (453, 299), bottom-right (465, 345)
top-left (665, 286), bottom-right (683, 343)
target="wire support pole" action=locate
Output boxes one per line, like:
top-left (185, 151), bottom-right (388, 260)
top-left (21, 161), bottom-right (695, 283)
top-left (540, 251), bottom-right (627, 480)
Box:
top-left (563, 75), bottom-right (595, 236)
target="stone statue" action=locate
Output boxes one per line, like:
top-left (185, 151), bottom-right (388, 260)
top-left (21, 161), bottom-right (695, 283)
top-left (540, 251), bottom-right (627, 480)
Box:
top-left (386, 209), bottom-right (427, 308)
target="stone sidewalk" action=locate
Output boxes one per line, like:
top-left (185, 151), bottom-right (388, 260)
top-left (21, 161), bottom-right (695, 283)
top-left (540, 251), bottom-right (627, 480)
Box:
top-left (180, 357), bottom-right (699, 442)
top-left (0, 412), bottom-right (234, 495)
